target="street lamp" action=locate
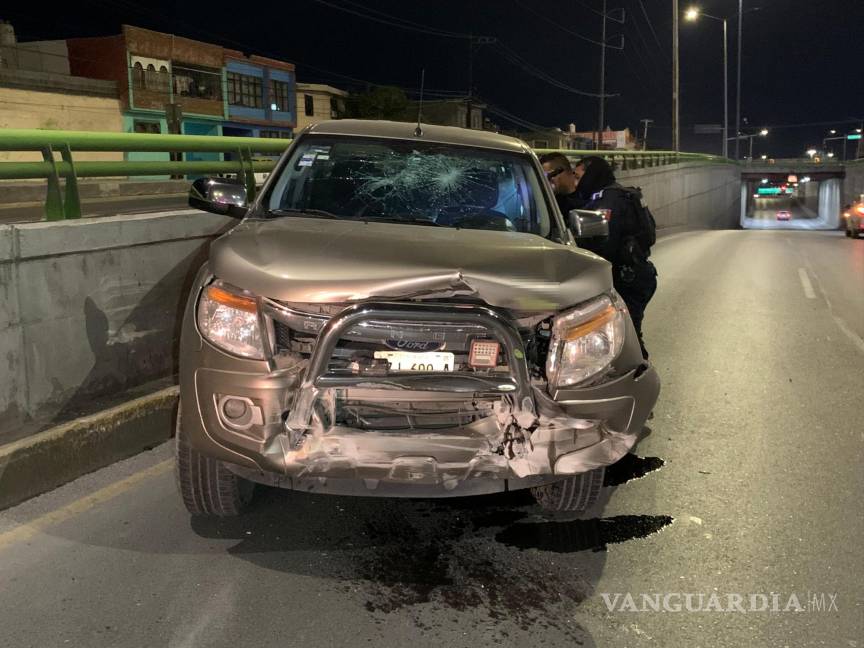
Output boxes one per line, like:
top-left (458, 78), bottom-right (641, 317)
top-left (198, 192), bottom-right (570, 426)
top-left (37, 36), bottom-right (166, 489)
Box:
top-left (759, 128), bottom-right (768, 136)
top-left (685, 7), bottom-right (729, 158)
top-left (829, 129), bottom-right (837, 135)
top-left (806, 149), bottom-right (817, 158)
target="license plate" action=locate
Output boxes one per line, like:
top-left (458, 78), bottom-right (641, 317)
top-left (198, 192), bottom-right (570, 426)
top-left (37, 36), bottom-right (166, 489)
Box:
top-left (373, 351), bottom-right (455, 372)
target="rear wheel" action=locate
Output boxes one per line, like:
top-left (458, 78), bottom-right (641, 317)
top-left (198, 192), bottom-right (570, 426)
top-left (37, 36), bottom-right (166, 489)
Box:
top-left (175, 401), bottom-right (255, 517)
top-left (530, 467), bottom-right (605, 513)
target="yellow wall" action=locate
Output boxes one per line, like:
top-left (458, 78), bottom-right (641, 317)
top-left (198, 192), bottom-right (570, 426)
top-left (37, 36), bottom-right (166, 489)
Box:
top-left (295, 90), bottom-right (345, 131)
top-left (0, 87), bottom-right (124, 162)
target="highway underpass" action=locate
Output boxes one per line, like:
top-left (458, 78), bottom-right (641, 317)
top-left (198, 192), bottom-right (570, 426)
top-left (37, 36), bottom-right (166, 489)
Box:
top-left (740, 161), bottom-right (848, 230)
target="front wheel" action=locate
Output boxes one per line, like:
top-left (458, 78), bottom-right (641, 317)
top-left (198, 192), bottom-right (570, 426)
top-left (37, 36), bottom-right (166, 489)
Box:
top-left (174, 401), bottom-right (255, 517)
top-left (530, 467), bottom-right (605, 513)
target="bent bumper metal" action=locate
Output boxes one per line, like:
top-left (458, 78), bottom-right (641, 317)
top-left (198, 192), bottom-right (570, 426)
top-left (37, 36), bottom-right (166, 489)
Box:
top-left (236, 302), bottom-right (661, 496)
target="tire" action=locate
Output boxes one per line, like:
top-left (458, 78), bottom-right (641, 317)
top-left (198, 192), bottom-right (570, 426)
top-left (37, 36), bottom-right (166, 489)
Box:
top-left (530, 467), bottom-right (605, 513)
top-left (174, 401), bottom-right (255, 517)
top-left (845, 229), bottom-right (851, 237)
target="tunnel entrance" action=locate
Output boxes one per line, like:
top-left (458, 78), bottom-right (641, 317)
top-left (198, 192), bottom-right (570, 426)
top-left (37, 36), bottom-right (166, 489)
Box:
top-left (740, 168), bottom-right (843, 230)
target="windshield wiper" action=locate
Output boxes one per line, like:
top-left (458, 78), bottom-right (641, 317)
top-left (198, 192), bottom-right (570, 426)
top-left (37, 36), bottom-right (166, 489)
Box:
top-left (362, 216), bottom-right (446, 227)
top-left (268, 208), bottom-right (341, 219)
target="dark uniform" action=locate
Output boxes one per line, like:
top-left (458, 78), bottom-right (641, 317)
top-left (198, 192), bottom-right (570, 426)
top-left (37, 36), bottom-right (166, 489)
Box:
top-left (555, 158), bottom-right (658, 359)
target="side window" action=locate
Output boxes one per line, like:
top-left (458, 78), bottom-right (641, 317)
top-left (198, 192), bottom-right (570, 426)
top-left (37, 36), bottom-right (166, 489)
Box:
top-left (133, 120), bottom-right (161, 134)
top-left (304, 94), bottom-right (314, 116)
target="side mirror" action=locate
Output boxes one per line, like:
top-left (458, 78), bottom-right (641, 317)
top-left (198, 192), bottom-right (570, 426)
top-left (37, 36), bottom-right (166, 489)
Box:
top-left (189, 177), bottom-right (248, 218)
top-left (568, 209), bottom-right (609, 239)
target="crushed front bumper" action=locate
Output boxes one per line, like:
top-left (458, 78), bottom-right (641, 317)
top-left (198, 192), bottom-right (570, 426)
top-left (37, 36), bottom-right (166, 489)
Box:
top-left (183, 300), bottom-right (660, 496)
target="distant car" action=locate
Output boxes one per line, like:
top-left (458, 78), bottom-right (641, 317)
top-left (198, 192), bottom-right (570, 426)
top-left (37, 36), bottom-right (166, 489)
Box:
top-left (844, 202), bottom-right (864, 238)
top-left (776, 210), bottom-right (791, 221)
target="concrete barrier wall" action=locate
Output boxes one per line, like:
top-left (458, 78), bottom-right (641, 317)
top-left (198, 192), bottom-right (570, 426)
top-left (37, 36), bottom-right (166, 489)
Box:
top-left (0, 161), bottom-right (740, 444)
top-left (0, 211), bottom-right (233, 443)
top-left (617, 161), bottom-right (741, 230)
top-left (843, 160), bottom-right (864, 205)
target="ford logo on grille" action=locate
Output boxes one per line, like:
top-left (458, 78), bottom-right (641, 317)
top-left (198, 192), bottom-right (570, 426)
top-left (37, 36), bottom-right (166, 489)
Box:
top-left (384, 339), bottom-right (445, 352)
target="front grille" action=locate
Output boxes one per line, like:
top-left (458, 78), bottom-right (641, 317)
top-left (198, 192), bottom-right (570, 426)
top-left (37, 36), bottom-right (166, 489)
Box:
top-left (269, 306), bottom-right (509, 375)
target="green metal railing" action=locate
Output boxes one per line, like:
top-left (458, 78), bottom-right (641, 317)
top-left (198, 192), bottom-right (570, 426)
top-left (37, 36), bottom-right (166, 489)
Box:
top-left (0, 129), bottom-right (289, 220)
top-left (0, 128), bottom-right (734, 221)
top-left (534, 148), bottom-right (733, 170)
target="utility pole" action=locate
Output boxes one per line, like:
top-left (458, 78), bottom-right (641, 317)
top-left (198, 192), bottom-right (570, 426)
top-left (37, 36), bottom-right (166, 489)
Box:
top-left (598, 0), bottom-right (607, 150)
top-left (467, 34), bottom-right (473, 129)
top-left (735, 0), bottom-right (743, 159)
top-left (722, 17), bottom-right (728, 158)
top-left (672, 0), bottom-right (680, 151)
top-left (640, 118), bottom-right (653, 150)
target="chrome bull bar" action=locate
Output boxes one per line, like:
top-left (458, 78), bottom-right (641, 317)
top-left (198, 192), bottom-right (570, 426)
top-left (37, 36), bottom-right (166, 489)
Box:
top-left (283, 302), bottom-right (534, 433)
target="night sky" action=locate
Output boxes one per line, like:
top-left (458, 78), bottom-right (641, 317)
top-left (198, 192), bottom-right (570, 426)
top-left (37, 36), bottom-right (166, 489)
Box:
top-left (5, 0), bottom-right (863, 156)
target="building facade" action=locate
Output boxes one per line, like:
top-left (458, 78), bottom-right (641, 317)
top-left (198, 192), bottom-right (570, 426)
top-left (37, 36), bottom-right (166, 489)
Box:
top-left (0, 22), bottom-right (124, 162)
top-left (65, 25), bottom-right (297, 166)
top-left (401, 98), bottom-right (486, 131)
top-left (295, 83), bottom-right (348, 131)
top-left (222, 52), bottom-right (295, 140)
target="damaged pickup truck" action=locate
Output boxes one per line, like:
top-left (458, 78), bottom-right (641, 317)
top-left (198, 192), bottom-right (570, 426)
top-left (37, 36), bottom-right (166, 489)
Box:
top-left (176, 120), bottom-right (660, 517)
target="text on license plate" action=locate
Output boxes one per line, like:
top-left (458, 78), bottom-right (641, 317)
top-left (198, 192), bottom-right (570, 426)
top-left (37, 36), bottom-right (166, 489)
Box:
top-left (373, 351), bottom-right (455, 372)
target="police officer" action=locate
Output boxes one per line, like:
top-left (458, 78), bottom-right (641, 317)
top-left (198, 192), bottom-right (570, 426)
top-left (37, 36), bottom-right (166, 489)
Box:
top-left (540, 153), bottom-right (657, 359)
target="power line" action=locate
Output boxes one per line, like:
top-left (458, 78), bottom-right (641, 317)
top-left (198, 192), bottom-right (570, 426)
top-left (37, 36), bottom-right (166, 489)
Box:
top-left (495, 42), bottom-right (617, 98)
top-left (484, 103), bottom-right (551, 131)
top-left (306, 0), bottom-right (485, 39)
top-left (512, 0), bottom-right (606, 47)
top-left (636, 0), bottom-right (663, 50)
top-left (625, 0), bottom-right (668, 69)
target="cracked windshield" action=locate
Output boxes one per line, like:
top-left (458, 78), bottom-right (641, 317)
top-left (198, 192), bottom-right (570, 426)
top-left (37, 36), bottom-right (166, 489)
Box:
top-left (265, 137), bottom-right (552, 235)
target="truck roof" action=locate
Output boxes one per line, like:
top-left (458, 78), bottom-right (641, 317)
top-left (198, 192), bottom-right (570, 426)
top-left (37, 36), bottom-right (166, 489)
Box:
top-left (304, 119), bottom-right (531, 154)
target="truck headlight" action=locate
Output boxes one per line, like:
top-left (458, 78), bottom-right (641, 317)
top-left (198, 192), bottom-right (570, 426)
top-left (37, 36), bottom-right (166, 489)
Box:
top-left (546, 294), bottom-right (626, 388)
top-left (196, 281), bottom-right (265, 359)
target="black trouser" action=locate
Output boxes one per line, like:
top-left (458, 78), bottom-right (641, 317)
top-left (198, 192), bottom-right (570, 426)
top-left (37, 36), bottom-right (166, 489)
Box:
top-left (614, 263), bottom-right (657, 360)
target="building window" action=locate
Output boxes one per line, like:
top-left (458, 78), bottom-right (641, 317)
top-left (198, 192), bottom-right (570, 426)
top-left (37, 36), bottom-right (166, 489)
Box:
top-left (470, 109), bottom-right (482, 130)
top-left (304, 94), bottom-right (314, 116)
top-left (456, 106), bottom-right (467, 127)
top-left (174, 65), bottom-right (222, 101)
top-left (133, 120), bottom-right (161, 134)
top-left (269, 79), bottom-right (291, 112)
top-left (259, 130), bottom-right (292, 139)
top-left (330, 96), bottom-right (344, 118)
top-left (227, 71), bottom-right (263, 108)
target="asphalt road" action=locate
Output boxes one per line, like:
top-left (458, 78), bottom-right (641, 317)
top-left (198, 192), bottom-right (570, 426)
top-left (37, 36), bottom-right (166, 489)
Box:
top-left (745, 195), bottom-right (828, 230)
top-left (1, 229), bottom-right (863, 648)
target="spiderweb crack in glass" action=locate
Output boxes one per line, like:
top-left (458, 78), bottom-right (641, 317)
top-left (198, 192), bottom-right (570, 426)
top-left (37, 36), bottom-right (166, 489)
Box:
top-left (353, 151), bottom-right (496, 211)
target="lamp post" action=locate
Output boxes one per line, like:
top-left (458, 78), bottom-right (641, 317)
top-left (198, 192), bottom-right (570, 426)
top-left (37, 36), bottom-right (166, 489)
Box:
top-left (673, 0), bottom-right (680, 151)
top-left (726, 128), bottom-right (767, 160)
top-left (684, 7), bottom-right (729, 158)
top-left (735, 0), bottom-right (742, 159)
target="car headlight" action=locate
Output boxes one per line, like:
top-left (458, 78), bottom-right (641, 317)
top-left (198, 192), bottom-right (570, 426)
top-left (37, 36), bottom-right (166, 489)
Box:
top-left (546, 294), bottom-right (626, 388)
top-left (196, 281), bottom-right (265, 359)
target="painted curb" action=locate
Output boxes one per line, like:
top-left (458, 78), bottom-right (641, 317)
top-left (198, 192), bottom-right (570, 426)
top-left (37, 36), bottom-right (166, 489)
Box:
top-left (0, 386), bottom-right (179, 510)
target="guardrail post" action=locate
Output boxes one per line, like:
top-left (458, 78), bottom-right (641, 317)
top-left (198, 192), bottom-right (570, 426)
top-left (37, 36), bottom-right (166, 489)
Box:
top-left (241, 147), bottom-right (256, 201)
top-left (59, 145), bottom-right (81, 219)
top-left (40, 146), bottom-right (65, 221)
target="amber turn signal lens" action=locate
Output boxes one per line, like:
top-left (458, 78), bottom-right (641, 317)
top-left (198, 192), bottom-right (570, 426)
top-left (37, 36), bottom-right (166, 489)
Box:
top-left (205, 285), bottom-right (257, 313)
top-left (562, 305), bottom-right (618, 342)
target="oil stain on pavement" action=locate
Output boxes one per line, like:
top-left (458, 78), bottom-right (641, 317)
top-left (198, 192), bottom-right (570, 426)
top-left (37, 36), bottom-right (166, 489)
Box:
top-left (193, 453), bottom-right (669, 642)
top-left (340, 454), bottom-right (670, 638)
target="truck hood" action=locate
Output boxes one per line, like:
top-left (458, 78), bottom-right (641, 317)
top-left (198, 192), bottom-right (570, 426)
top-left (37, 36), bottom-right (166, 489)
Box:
top-left (209, 216), bottom-right (611, 311)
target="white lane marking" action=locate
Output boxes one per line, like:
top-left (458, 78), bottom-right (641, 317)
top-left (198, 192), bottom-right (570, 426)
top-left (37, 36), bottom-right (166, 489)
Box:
top-left (798, 267), bottom-right (816, 299)
top-left (798, 250), bottom-right (864, 356)
top-left (0, 459), bottom-right (173, 551)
